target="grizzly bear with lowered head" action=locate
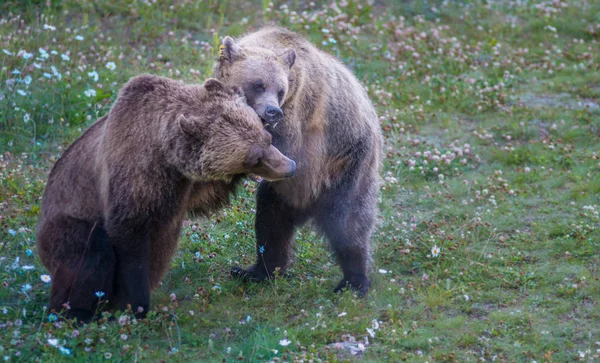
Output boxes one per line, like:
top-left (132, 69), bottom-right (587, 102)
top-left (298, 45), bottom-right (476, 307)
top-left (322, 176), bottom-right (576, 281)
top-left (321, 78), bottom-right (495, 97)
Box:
top-left (36, 74), bottom-right (296, 323)
top-left (215, 27), bottom-right (383, 296)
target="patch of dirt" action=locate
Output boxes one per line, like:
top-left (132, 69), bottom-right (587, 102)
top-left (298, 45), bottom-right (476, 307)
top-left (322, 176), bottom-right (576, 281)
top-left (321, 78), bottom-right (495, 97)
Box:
top-left (321, 335), bottom-right (369, 361)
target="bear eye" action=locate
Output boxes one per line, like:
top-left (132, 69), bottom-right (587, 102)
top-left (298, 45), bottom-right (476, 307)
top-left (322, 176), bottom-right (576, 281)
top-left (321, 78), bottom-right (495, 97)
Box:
top-left (253, 81), bottom-right (265, 92)
top-left (278, 89), bottom-right (285, 103)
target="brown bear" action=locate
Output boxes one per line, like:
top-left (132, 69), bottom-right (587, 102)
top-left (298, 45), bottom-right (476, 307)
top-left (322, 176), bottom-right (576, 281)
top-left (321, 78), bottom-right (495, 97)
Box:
top-left (36, 74), bottom-right (296, 323)
top-left (214, 27), bottom-right (383, 296)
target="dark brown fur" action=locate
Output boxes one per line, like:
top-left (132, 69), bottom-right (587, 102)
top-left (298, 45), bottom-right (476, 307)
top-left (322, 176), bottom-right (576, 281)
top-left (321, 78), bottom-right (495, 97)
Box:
top-left (214, 27), bottom-right (383, 296)
top-left (36, 74), bottom-right (295, 323)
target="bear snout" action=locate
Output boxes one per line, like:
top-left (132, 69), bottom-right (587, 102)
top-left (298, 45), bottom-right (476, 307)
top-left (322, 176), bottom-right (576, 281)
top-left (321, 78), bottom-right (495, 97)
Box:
top-left (285, 160), bottom-right (296, 178)
top-left (263, 105), bottom-right (283, 124)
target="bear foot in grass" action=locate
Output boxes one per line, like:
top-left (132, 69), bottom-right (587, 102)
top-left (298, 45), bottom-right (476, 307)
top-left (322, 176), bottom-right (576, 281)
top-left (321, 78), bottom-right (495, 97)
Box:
top-left (64, 309), bottom-right (96, 325)
top-left (334, 276), bottom-right (370, 298)
top-left (230, 265), bottom-right (271, 282)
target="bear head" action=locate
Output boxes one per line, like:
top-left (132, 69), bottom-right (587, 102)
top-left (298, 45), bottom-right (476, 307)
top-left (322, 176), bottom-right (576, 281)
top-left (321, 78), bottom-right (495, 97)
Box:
top-left (171, 78), bottom-right (296, 182)
top-left (215, 36), bottom-right (296, 128)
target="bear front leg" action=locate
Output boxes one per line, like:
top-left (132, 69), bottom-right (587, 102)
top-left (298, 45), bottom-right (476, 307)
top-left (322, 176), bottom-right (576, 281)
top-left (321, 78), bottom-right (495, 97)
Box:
top-left (231, 182), bottom-right (302, 282)
top-left (108, 219), bottom-right (151, 319)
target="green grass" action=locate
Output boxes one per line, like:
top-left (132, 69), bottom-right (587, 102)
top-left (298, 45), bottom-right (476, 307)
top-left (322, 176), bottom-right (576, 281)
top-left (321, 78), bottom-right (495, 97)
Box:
top-left (1, 0), bottom-right (600, 361)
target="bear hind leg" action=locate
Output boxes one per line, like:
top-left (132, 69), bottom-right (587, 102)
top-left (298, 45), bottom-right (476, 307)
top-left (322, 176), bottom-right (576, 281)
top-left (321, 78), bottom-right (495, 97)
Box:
top-left (315, 192), bottom-right (375, 297)
top-left (47, 219), bottom-right (114, 324)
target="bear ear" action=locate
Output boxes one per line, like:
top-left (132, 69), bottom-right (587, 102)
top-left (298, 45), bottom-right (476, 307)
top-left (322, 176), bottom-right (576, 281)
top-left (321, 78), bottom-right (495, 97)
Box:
top-left (280, 48), bottom-right (296, 69)
top-left (177, 114), bottom-right (196, 136)
top-left (219, 36), bottom-right (244, 64)
top-left (231, 86), bottom-right (247, 103)
top-left (204, 78), bottom-right (225, 93)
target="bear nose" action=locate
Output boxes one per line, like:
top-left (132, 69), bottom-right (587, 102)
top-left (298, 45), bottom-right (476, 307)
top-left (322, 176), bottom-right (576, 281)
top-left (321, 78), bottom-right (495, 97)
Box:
top-left (285, 160), bottom-right (296, 178)
top-left (264, 106), bottom-right (283, 122)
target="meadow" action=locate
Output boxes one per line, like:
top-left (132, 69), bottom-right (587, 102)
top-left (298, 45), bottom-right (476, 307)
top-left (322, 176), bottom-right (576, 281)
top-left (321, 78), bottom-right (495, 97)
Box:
top-left (1, 0), bottom-right (599, 361)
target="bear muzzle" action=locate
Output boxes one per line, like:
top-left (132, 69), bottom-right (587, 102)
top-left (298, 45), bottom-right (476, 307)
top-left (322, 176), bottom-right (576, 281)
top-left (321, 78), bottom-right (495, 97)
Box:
top-left (262, 105), bottom-right (284, 125)
top-left (251, 145), bottom-right (296, 182)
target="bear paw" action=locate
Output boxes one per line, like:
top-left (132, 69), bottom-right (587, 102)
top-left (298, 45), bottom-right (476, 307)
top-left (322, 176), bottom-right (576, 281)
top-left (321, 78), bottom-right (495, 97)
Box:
top-left (64, 308), bottom-right (96, 325)
top-left (334, 276), bottom-right (370, 298)
top-left (230, 265), bottom-right (270, 282)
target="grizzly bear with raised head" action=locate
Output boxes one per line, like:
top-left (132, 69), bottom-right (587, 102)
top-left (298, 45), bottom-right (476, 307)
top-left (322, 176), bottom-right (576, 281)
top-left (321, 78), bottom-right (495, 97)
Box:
top-left (215, 27), bottom-right (383, 296)
top-left (36, 74), bottom-right (296, 323)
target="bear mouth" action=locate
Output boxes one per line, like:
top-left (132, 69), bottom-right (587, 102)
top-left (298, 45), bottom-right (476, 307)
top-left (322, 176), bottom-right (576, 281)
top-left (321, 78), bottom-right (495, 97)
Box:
top-left (248, 173), bottom-right (263, 183)
top-left (261, 119), bottom-right (279, 130)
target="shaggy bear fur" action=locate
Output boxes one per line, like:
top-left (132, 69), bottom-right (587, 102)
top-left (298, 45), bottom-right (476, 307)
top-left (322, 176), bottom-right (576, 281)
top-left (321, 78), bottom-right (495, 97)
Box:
top-left (36, 74), bottom-right (296, 323)
top-left (215, 27), bottom-right (383, 296)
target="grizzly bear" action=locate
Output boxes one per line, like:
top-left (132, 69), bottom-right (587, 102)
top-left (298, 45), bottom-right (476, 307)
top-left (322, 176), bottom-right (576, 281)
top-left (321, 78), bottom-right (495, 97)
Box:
top-left (214, 27), bottom-right (383, 296)
top-left (36, 74), bottom-right (296, 323)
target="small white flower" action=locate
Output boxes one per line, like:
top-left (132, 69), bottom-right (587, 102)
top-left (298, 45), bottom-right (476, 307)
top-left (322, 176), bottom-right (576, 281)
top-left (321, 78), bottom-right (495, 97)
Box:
top-left (17, 90), bottom-right (27, 96)
top-left (279, 338), bottom-right (291, 346)
top-left (41, 275), bottom-right (52, 283)
top-left (371, 319), bottom-right (380, 330)
top-left (84, 89), bottom-right (96, 97)
top-left (2, 49), bottom-right (12, 55)
top-left (51, 66), bottom-right (62, 80)
top-left (431, 245), bottom-right (440, 257)
top-left (75, 35), bottom-right (84, 41)
top-left (463, 294), bottom-right (470, 301)
top-left (61, 54), bottom-right (70, 61)
top-left (43, 73), bottom-right (52, 79)
top-left (38, 48), bottom-right (49, 59)
top-left (87, 71), bottom-right (99, 82)
top-left (378, 268), bottom-right (388, 274)
top-left (366, 327), bottom-right (375, 338)
top-left (22, 265), bottom-right (34, 270)
top-left (22, 51), bottom-right (33, 60)
top-left (338, 311), bottom-right (347, 317)
top-left (23, 113), bottom-right (30, 123)
top-left (105, 62), bottom-right (116, 70)
top-left (47, 338), bottom-right (59, 347)
top-left (23, 75), bottom-right (32, 85)
top-left (43, 24), bottom-right (56, 31)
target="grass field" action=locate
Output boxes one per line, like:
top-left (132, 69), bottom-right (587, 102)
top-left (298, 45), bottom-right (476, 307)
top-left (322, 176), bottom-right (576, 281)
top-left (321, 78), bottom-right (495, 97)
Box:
top-left (1, 0), bottom-right (599, 361)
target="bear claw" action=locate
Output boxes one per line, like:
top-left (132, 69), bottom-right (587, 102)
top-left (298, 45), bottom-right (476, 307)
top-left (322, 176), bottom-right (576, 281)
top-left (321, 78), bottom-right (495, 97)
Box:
top-left (230, 266), bottom-right (269, 282)
top-left (333, 278), bottom-right (370, 298)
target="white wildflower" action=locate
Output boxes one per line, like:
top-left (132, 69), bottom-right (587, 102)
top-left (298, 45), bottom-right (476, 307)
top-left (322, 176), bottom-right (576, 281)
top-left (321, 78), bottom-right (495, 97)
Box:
top-left (84, 89), bottom-right (96, 97)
